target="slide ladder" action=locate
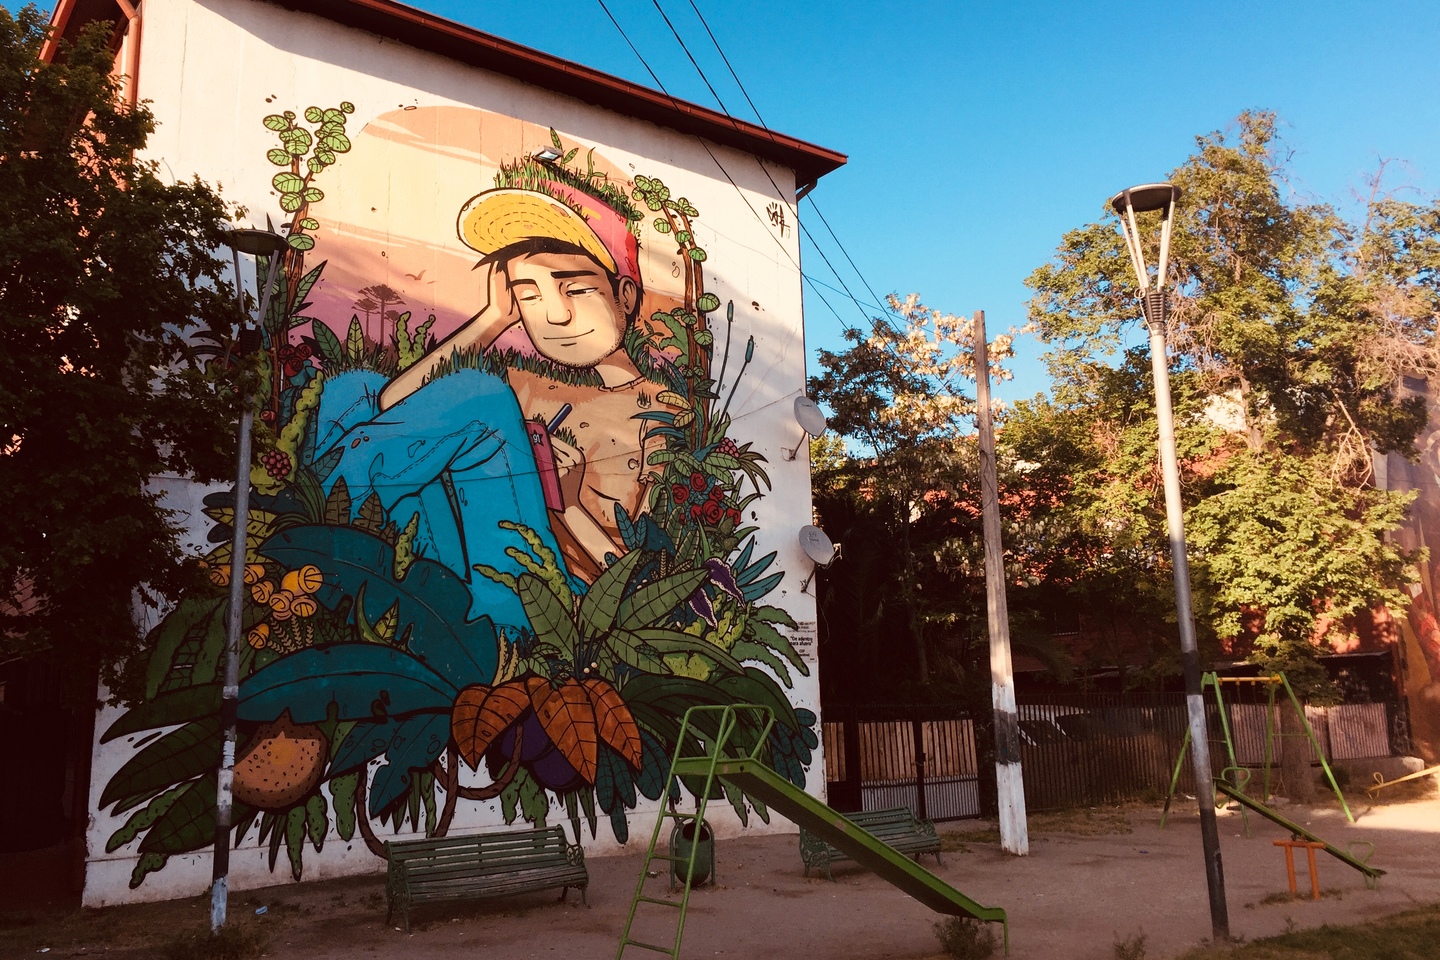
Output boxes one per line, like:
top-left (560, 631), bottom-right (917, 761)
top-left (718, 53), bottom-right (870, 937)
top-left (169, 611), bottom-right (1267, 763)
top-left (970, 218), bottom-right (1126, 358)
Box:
top-left (617, 705), bottom-right (1008, 959)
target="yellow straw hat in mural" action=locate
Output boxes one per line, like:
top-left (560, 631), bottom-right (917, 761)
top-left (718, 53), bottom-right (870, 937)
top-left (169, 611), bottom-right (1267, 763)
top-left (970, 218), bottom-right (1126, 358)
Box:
top-left (458, 188), bottom-right (619, 275)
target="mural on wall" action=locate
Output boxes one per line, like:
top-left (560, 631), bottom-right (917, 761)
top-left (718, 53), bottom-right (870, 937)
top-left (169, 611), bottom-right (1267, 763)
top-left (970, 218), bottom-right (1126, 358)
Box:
top-left (98, 103), bottom-right (815, 888)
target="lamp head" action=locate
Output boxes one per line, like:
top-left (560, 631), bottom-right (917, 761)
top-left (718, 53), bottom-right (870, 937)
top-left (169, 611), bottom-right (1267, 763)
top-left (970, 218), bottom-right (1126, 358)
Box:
top-left (224, 227), bottom-right (288, 257)
top-left (1109, 181), bottom-right (1182, 300)
top-left (1109, 183), bottom-right (1182, 216)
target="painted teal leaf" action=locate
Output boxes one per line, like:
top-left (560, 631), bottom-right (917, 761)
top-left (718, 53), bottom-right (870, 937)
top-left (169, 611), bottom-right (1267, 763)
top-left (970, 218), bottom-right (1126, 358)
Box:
top-left (238, 644), bottom-right (455, 723)
top-left (259, 525), bottom-right (497, 687)
top-left (329, 719), bottom-right (392, 776)
top-left (368, 712), bottom-right (450, 815)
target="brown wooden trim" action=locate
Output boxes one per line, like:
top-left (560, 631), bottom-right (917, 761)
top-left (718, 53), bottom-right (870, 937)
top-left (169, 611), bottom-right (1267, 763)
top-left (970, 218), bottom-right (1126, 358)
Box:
top-left (49, 0), bottom-right (845, 186)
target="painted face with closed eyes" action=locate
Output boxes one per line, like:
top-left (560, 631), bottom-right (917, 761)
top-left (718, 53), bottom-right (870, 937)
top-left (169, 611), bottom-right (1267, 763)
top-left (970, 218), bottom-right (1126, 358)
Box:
top-left (505, 251), bottom-right (641, 369)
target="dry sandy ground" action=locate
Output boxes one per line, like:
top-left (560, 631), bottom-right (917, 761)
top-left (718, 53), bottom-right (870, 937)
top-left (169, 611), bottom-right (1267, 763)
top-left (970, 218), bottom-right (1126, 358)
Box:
top-left (4, 788), bottom-right (1438, 960)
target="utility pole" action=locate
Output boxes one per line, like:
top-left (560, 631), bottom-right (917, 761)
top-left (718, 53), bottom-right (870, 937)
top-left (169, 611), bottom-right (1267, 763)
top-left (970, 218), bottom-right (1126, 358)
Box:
top-left (974, 309), bottom-right (1028, 856)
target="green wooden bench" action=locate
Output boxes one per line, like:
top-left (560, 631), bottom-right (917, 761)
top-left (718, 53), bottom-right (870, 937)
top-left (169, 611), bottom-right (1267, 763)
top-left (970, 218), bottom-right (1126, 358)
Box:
top-left (799, 806), bottom-right (942, 881)
top-left (385, 826), bottom-right (588, 931)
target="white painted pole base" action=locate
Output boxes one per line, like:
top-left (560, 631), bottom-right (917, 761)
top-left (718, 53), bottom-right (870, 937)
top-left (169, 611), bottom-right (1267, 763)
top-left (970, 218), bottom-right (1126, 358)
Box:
top-left (995, 763), bottom-right (1029, 856)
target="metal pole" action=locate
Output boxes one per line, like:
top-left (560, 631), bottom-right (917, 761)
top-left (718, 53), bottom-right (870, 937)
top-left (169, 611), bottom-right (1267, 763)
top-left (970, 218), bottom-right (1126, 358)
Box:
top-left (211, 248), bottom-right (282, 933)
top-left (974, 309), bottom-right (1028, 856)
top-left (1143, 290), bottom-right (1228, 940)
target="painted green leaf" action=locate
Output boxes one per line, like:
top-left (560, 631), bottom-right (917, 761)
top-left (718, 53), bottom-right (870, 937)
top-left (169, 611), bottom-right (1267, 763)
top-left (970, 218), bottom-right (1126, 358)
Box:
top-left (688, 247), bottom-right (708, 262)
top-left (653, 218), bottom-right (671, 234)
top-left (321, 133), bottom-right (351, 153)
top-left (263, 114), bottom-right (291, 131)
top-left (305, 793), bottom-right (328, 850)
top-left (516, 574), bottom-right (578, 651)
top-left (138, 778), bottom-right (237, 855)
top-left (273, 172), bottom-right (305, 194)
top-left (346, 316), bottom-right (364, 360)
top-left (279, 193), bottom-right (303, 213)
top-left (143, 596), bottom-right (224, 699)
top-left (632, 632), bottom-right (747, 677)
top-left (329, 772), bottom-right (358, 840)
top-left (577, 548), bottom-right (646, 637)
top-left (305, 106), bottom-right (325, 123)
top-left (106, 785), bottom-right (185, 852)
top-left (313, 320), bottom-right (345, 368)
top-left (696, 293), bottom-right (721, 313)
top-left (129, 853), bottom-right (168, 889)
top-left (616, 569), bottom-right (707, 630)
top-left (267, 148), bottom-right (291, 166)
top-left (299, 217), bottom-right (320, 230)
top-left (340, 101), bottom-right (355, 113)
top-left (519, 768), bottom-right (549, 827)
top-left (103, 683), bottom-right (221, 742)
top-left (100, 717), bottom-right (221, 811)
top-left (675, 231), bottom-right (692, 245)
top-left (746, 619), bottom-right (809, 677)
top-left (303, 187), bottom-right (324, 203)
top-left (731, 639), bottom-right (791, 686)
top-left (288, 234), bottom-right (315, 251)
top-left (285, 806), bottom-right (306, 880)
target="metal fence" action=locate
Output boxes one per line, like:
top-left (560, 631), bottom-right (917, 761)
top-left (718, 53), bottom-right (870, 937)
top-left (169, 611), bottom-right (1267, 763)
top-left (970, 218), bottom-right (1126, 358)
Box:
top-left (822, 692), bottom-right (1404, 820)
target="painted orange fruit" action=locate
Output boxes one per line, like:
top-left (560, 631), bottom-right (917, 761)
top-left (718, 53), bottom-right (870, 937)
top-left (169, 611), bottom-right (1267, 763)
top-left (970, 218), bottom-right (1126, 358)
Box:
top-left (233, 713), bottom-right (329, 810)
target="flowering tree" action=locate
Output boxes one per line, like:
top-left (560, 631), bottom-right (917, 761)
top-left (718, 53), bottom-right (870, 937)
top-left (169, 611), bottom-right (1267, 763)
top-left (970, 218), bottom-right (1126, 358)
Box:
top-left (810, 294), bottom-right (1014, 684)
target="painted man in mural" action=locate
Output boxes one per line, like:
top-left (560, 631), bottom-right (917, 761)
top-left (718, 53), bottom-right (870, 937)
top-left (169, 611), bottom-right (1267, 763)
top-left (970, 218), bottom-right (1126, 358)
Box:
top-left (311, 158), bottom-right (655, 628)
top-left (380, 159), bottom-right (655, 583)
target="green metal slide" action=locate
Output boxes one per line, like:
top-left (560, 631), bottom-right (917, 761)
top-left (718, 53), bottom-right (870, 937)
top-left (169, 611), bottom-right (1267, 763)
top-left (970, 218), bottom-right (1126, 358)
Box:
top-left (617, 704), bottom-right (1007, 959)
top-left (1212, 780), bottom-right (1384, 882)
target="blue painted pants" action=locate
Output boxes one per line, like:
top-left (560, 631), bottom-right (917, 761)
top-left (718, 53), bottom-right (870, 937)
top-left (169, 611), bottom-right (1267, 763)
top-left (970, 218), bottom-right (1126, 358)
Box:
top-left (313, 368), bottom-right (563, 630)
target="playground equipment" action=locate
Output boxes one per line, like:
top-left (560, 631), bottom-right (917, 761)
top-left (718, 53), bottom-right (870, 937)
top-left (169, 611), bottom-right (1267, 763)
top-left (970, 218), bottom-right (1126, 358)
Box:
top-left (1213, 778), bottom-right (1383, 887)
top-left (1161, 672), bottom-right (1352, 828)
top-left (616, 704), bottom-right (1008, 959)
top-left (1366, 763), bottom-right (1440, 799)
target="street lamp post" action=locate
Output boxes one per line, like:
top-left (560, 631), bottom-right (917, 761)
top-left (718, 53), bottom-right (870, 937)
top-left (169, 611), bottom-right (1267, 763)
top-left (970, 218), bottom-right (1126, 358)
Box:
top-left (1110, 183), bottom-right (1229, 942)
top-left (212, 227), bottom-right (287, 934)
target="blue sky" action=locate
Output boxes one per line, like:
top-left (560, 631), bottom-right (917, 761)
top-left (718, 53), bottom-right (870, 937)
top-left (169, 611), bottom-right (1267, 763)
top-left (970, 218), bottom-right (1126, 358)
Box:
top-left (441, 0), bottom-right (1440, 402)
top-left (23, 0), bottom-right (1440, 399)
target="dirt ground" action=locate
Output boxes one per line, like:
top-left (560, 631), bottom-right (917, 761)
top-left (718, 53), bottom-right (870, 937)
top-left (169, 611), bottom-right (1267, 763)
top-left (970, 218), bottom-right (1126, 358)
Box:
top-left (4, 785), bottom-right (1438, 960)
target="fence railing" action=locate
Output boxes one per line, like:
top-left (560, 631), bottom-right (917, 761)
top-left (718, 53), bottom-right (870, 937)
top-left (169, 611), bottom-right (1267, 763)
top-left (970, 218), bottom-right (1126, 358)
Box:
top-left (822, 693), bottom-right (1402, 820)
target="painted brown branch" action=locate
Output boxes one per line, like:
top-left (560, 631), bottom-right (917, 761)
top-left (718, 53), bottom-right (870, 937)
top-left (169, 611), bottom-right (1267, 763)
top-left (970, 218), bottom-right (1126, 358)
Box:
top-left (352, 771), bottom-right (387, 858)
top-left (452, 723), bottom-right (525, 802)
top-left (432, 743), bottom-right (460, 837)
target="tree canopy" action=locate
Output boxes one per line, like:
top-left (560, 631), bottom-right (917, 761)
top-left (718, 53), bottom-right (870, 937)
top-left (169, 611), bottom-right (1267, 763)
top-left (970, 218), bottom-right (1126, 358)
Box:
top-left (1, 6), bottom-right (241, 704)
top-left (1016, 110), bottom-right (1431, 693)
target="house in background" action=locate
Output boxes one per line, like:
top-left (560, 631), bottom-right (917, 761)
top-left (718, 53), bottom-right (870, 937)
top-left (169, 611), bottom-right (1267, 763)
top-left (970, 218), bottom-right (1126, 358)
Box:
top-left (32, 0), bottom-right (843, 907)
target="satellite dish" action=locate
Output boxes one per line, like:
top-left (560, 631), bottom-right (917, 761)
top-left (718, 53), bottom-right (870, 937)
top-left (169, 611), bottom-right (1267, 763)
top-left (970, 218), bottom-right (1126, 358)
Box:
top-left (784, 396), bottom-right (828, 461)
top-left (794, 396), bottom-right (828, 438)
top-left (798, 525), bottom-right (840, 593)
top-left (798, 525), bottom-right (837, 567)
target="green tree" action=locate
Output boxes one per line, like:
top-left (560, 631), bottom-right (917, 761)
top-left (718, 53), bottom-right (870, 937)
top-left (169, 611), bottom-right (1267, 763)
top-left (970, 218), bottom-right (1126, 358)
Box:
top-left (0, 6), bottom-right (241, 704)
top-left (1022, 111), bottom-right (1428, 796)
